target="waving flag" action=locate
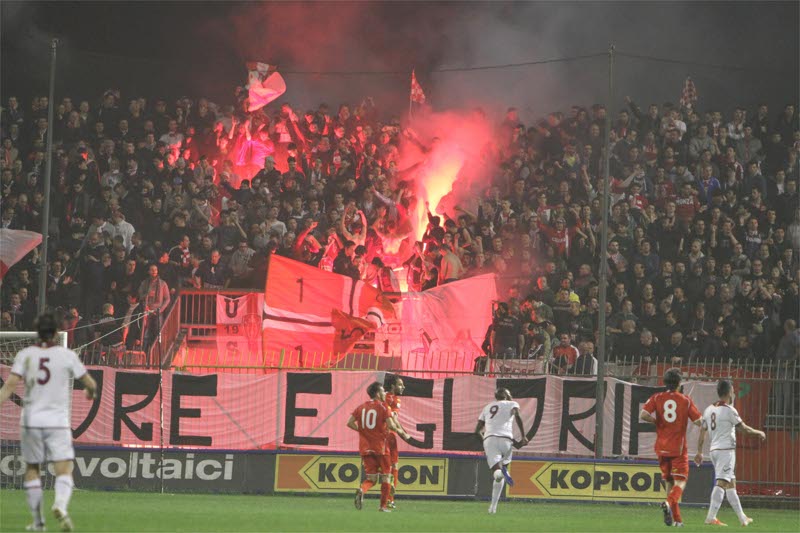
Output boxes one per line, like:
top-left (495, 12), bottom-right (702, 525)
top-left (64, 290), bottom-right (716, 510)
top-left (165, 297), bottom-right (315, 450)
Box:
top-left (410, 69), bottom-right (426, 104)
top-left (331, 309), bottom-right (377, 355)
top-left (246, 62), bottom-right (287, 112)
top-left (0, 229), bottom-right (41, 280)
top-left (262, 255), bottom-right (396, 367)
top-left (679, 77), bottom-right (698, 109)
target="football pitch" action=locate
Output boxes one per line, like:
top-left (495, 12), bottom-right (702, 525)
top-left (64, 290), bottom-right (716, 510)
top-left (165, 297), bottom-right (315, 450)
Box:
top-left (1, 491), bottom-right (798, 532)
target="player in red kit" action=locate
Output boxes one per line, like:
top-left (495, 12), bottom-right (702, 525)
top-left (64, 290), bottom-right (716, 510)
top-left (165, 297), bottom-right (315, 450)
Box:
top-left (641, 368), bottom-right (702, 527)
top-left (346, 381), bottom-right (409, 513)
top-left (384, 375), bottom-right (407, 509)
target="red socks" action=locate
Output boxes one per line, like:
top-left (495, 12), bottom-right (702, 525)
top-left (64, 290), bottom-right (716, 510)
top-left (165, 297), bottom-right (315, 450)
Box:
top-left (668, 485), bottom-right (684, 523)
top-left (360, 478), bottom-right (392, 509)
top-left (360, 479), bottom-right (375, 493)
top-left (380, 482), bottom-right (391, 508)
top-left (391, 467), bottom-right (398, 489)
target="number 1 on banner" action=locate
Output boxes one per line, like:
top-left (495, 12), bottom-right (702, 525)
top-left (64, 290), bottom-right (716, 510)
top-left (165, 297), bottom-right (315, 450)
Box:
top-left (361, 408), bottom-right (377, 429)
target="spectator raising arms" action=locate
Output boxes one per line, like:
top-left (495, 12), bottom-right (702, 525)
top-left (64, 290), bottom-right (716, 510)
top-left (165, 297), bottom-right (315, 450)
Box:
top-left (0, 87), bottom-right (797, 367)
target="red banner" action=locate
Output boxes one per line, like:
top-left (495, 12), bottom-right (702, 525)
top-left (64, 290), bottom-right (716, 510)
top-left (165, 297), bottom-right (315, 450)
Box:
top-left (262, 256), bottom-right (395, 365)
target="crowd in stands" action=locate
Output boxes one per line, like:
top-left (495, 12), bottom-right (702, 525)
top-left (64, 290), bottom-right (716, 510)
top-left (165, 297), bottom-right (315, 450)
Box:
top-left (1, 86), bottom-right (798, 366)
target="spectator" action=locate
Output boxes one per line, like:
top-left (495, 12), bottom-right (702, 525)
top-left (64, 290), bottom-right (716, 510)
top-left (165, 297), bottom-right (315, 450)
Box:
top-left (196, 249), bottom-right (228, 289)
top-left (573, 340), bottom-right (598, 375)
top-left (551, 332), bottom-right (580, 374)
top-left (229, 240), bottom-right (256, 285)
top-left (93, 303), bottom-right (124, 348)
top-left (0, 85), bottom-right (796, 367)
top-left (490, 303), bottom-right (523, 359)
top-left (137, 264), bottom-right (170, 352)
top-left (119, 292), bottom-right (144, 350)
top-left (101, 210), bottom-right (135, 252)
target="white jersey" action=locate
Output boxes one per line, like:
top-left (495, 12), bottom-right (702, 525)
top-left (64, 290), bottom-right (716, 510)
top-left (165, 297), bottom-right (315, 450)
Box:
top-left (702, 402), bottom-right (742, 451)
top-left (479, 400), bottom-right (520, 439)
top-left (10, 345), bottom-right (86, 428)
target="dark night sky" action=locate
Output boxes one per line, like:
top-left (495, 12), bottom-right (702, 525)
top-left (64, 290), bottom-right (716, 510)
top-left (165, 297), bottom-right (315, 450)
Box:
top-left (2, 2), bottom-right (798, 119)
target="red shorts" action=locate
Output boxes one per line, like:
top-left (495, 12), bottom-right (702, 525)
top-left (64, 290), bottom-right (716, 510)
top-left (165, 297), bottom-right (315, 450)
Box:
top-left (659, 455), bottom-right (689, 482)
top-left (362, 454), bottom-right (391, 475)
top-left (386, 433), bottom-right (399, 465)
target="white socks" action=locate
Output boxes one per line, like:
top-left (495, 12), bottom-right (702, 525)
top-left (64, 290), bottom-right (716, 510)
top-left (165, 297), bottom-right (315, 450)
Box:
top-left (490, 476), bottom-right (506, 512)
top-left (725, 488), bottom-right (747, 523)
top-left (23, 478), bottom-right (44, 527)
top-left (705, 485), bottom-right (725, 522)
top-left (54, 475), bottom-right (74, 514)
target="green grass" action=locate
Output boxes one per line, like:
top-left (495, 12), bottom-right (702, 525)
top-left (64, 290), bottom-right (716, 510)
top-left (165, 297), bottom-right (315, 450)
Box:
top-left (1, 491), bottom-right (798, 532)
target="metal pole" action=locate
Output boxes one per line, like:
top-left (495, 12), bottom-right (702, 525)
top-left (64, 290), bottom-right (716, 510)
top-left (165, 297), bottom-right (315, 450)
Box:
top-left (37, 38), bottom-right (58, 314)
top-left (595, 44), bottom-right (615, 459)
top-left (408, 70), bottom-right (413, 120)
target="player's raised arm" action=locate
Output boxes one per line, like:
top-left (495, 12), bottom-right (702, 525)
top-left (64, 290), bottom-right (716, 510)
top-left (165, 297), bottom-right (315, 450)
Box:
top-left (346, 415), bottom-right (359, 431)
top-left (0, 373), bottom-right (22, 405)
top-left (736, 421), bottom-right (766, 441)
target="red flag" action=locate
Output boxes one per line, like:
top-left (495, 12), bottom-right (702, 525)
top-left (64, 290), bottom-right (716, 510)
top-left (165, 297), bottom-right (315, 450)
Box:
top-left (410, 69), bottom-right (426, 104)
top-left (264, 255), bottom-right (396, 321)
top-left (261, 255), bottom-right (396, 366)
top-left (0, 229), bottom-right (41, 280)
top-left (679, 77), bottom-right (698, 109)
top-left (331, 309), bottom-right (376, 355)
top-left (246, 62), bottom-right (287, 112)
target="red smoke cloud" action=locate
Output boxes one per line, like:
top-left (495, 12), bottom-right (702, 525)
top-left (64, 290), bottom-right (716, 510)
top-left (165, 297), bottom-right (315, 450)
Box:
top-left (399, 110), bottom-right (496, 239)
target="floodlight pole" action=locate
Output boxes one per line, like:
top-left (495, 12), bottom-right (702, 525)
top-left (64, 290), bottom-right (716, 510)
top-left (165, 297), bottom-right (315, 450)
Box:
top-left (595, 44), bottom-right (615, 459)
top-left (37, 38), bottom-right (59, 315)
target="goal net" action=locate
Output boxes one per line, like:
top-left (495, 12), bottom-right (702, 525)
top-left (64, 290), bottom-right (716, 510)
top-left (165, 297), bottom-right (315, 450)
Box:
top-left (1, 331), bottom-right (69, 489)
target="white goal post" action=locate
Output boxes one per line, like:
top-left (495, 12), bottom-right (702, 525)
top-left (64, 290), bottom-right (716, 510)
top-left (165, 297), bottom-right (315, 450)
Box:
top-left (0, 331), bottom-right (68, 365)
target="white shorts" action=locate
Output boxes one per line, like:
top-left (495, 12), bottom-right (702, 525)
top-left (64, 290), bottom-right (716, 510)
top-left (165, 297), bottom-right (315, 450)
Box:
top-left (711, 449), bottom-right (736, 482)
top-left (484, 436), bottom-right (513, 468)
top-left (22, 427), bottom-right (75, 464)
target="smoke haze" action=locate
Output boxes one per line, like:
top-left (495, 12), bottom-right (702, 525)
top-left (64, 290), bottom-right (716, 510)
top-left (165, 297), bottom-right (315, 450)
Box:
top-left (2, 2), bottom-right (797, 119)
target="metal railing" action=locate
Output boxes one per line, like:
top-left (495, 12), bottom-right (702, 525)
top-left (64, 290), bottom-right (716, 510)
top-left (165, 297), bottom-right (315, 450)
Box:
top-left (169, 345), bottom-right (483, 376)
top-left (77, 296), bottom-right (182, 369)
top-left (179, 289), bottom-right (259, 341)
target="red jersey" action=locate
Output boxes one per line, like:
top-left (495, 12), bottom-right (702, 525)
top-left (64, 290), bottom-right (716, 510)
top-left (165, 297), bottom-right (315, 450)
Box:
top-left (385, 393), bottom-right (401, 416)
top-left (552, 343), bottom-right (579, 366)
top-left (352, 399), bottom-right (391, 456)
top-left (674, 194), bottom-right (700, 223)
top-left (642, 390), bottom-right (701, 457)
top-left (538, 221), bottom-right (579, 257)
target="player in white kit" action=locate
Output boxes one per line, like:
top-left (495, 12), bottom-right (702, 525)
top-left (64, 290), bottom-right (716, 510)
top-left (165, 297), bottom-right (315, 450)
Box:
top-left (694, 379), bottom-right (766, 527)
top-left (475, 388), bottom-right (528, 514)
top-left (0, 313), bottom-right (97, 532)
